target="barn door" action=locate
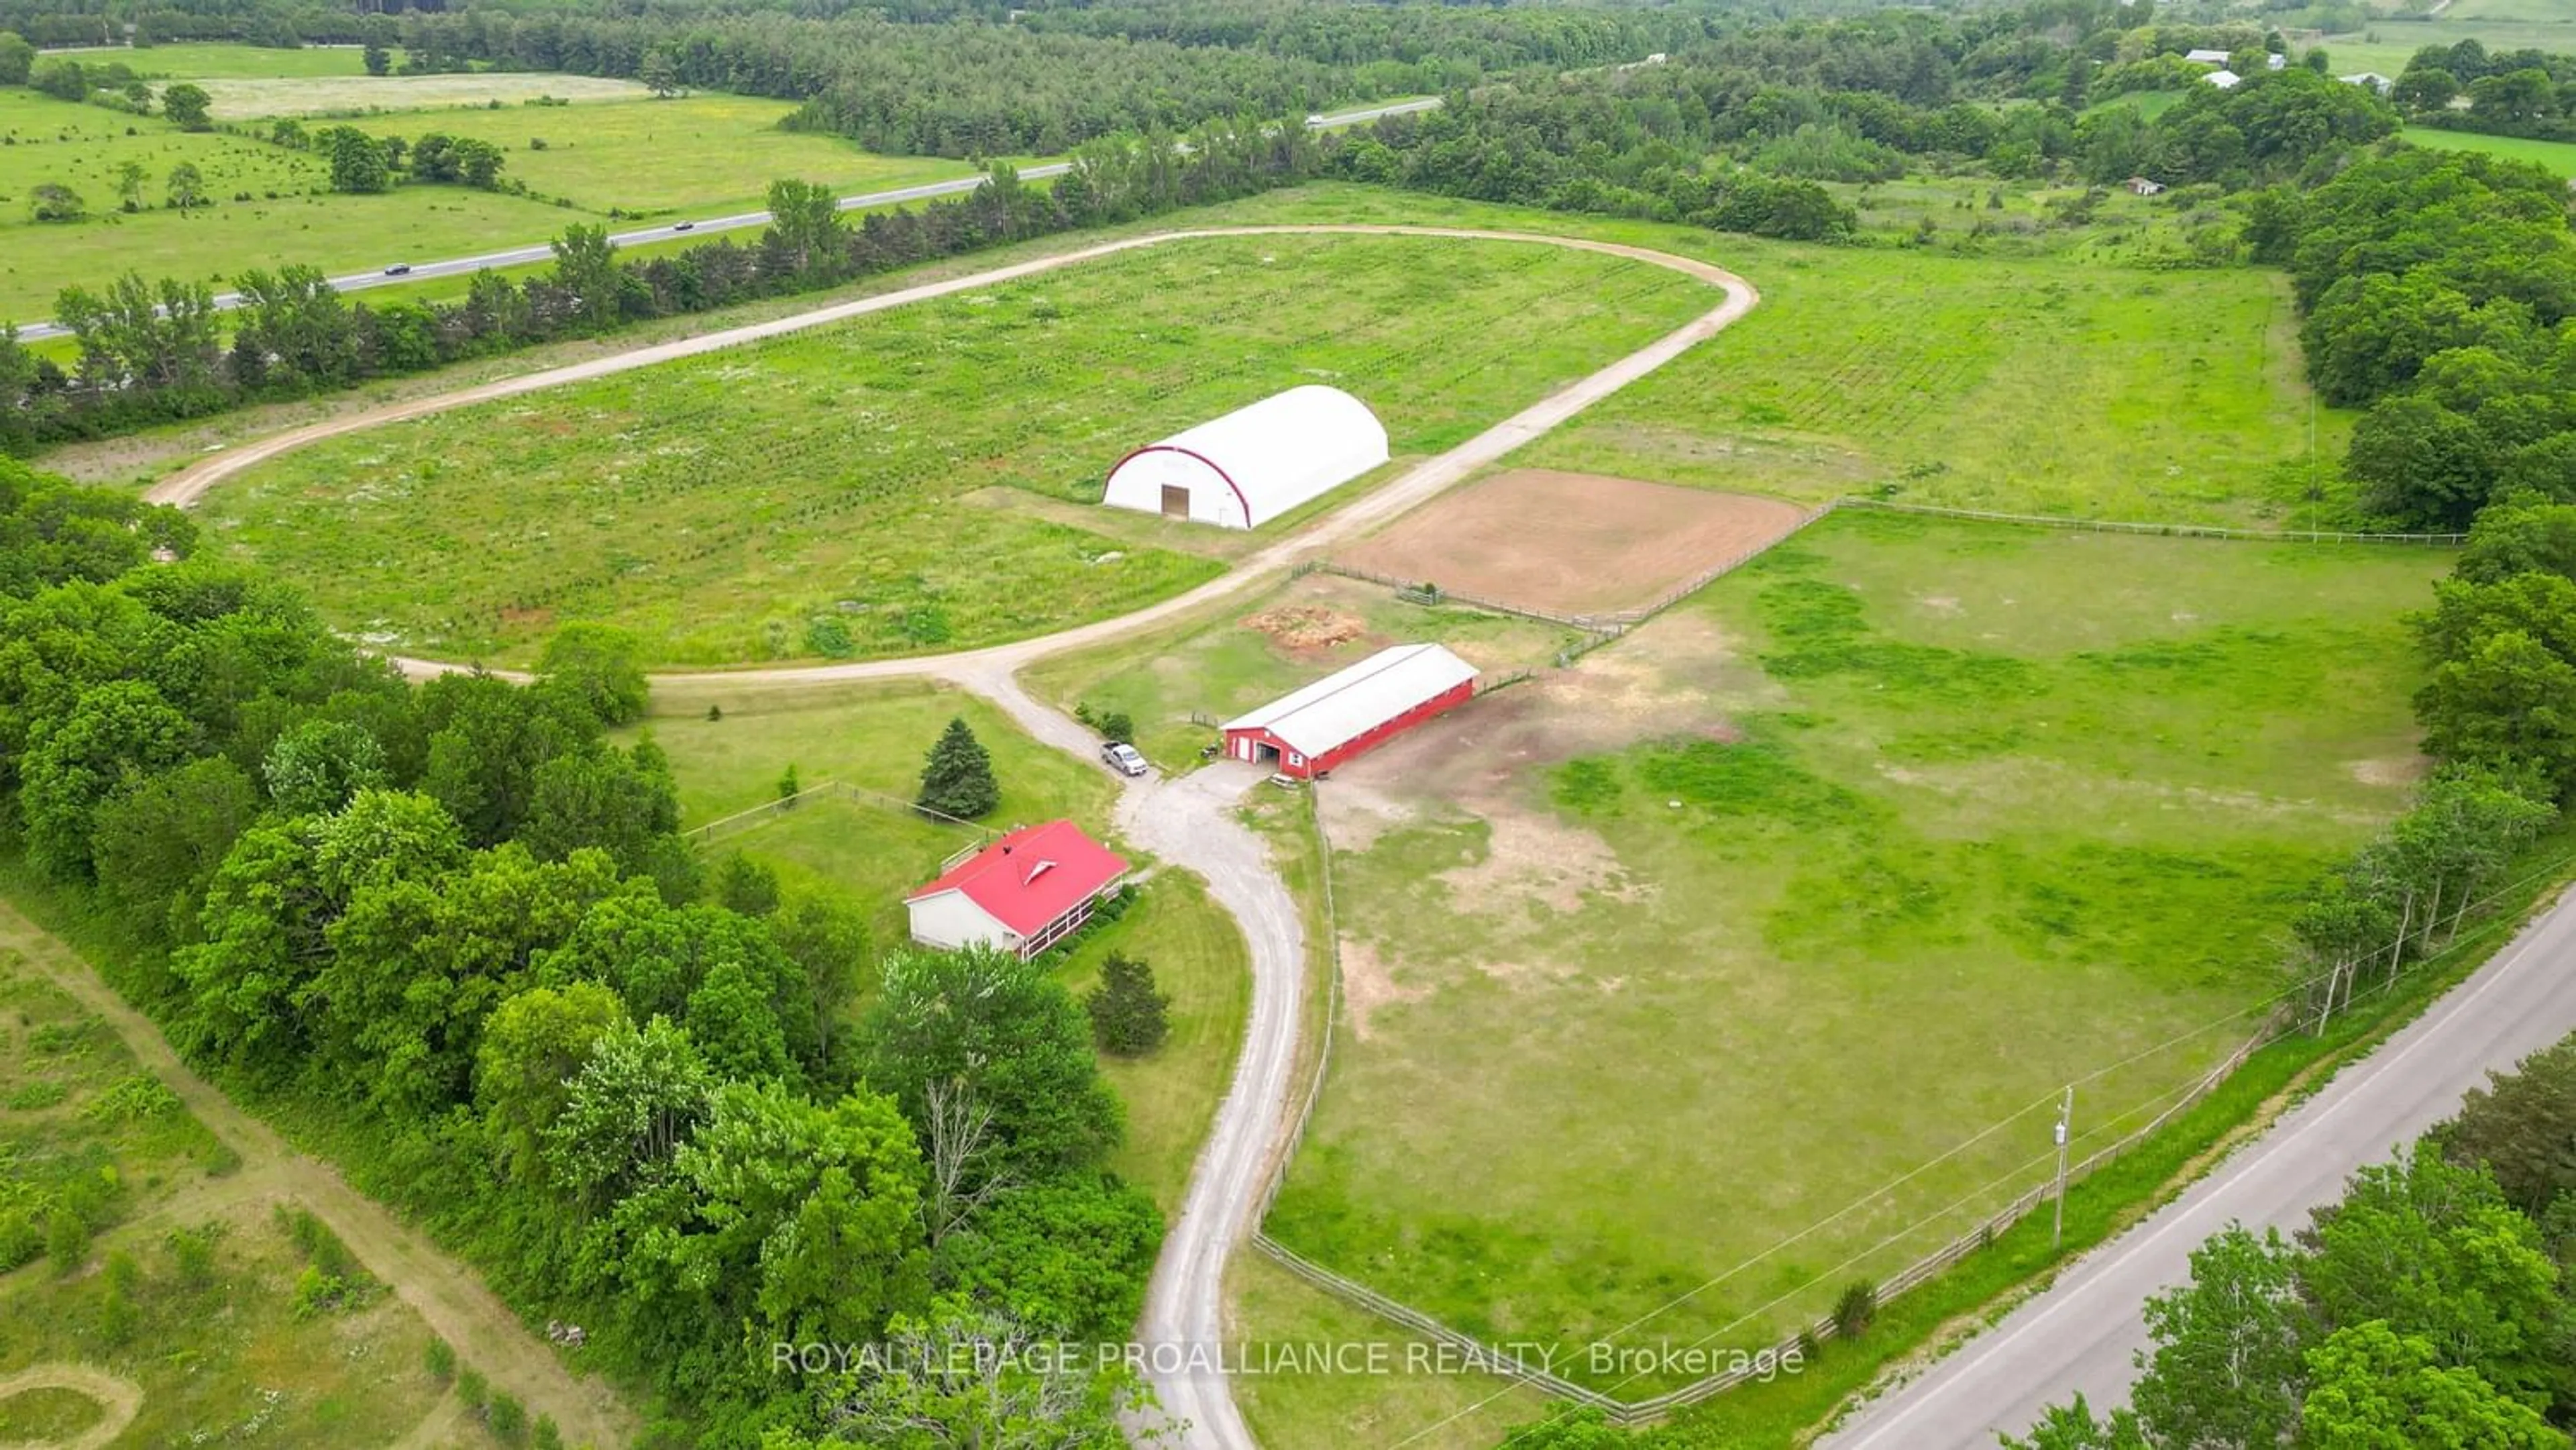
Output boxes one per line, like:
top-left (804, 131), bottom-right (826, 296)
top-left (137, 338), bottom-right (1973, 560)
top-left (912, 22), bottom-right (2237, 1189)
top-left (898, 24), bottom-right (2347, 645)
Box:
top-left (1160, 485), bottom-right (1189, 519)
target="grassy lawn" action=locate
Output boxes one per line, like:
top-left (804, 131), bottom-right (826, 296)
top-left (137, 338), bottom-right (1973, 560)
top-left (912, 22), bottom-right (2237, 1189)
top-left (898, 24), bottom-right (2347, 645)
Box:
top-left (203, 232), bottom-right (1717, 666)
top-left (1025, 572), bottom-right (1583, 770)
top-left (0, 942), bottom-right (454, 1446)
top-left (2400, 123), bottom-right (2576, 175)
top-left (1263, 510), bottom-right (2444, 1389)
top-left (369, 94), bottom-right (986, 215)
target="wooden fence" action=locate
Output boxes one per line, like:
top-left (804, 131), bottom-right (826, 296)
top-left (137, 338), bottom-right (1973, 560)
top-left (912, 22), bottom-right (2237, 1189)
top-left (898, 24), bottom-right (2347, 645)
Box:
top-left (1838, 497), bottom-right (2469, 546)
top-left (682, 779), bottom-right (997, 847)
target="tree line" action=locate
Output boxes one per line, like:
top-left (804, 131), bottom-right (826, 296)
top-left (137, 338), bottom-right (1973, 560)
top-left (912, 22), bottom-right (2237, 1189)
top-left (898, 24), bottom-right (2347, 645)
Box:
top-left (0, 121), bottom-right (1324, 453)
top-left (0, 454), bottom-right (1158, 1447)
top-left (2389, 36), bottom-right (2576, 144)
top-left (2005, 1033), bottom-right (2576, 1447)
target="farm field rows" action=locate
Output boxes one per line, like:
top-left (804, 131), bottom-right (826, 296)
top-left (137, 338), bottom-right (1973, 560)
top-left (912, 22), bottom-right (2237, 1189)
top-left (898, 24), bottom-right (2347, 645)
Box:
top-left (1258, 510), bottom-right (2443, 1388)
top-left (199, 232), bottom-right (1719, 666)
top-left (194, 70), bottom-right (647, 118)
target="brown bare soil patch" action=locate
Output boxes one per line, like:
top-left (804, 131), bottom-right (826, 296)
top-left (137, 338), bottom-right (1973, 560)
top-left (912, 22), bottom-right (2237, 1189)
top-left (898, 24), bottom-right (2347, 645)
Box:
top-left (2349, 754), bottom-right (2432, 788)
top-left (1242, 605), bottom-right (1366, 652)
top-left (1338, 470), bottom-right (1807, 617)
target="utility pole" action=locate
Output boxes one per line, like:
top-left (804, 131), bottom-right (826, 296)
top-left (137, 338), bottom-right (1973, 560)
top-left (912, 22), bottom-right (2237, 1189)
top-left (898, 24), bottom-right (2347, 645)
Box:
top-left (2051, 1086), bottom-right (2075, 1252)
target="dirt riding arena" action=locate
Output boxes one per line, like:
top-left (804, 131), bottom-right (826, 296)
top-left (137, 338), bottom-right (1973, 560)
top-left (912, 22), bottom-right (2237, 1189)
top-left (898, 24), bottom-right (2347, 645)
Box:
top-left (1336, 469), bottom-right (1808, 617)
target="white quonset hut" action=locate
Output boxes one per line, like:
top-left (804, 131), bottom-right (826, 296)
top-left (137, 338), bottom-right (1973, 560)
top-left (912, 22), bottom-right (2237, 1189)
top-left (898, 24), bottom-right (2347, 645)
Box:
top-left (1100, 385), bottom-right (1389, 530)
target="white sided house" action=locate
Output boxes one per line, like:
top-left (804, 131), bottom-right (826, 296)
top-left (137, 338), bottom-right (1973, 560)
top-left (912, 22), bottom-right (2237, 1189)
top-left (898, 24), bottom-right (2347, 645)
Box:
top-left (1100, 384), bottom-right (1390, 530)
top-left (904, 820), bottom-right (1128, 960)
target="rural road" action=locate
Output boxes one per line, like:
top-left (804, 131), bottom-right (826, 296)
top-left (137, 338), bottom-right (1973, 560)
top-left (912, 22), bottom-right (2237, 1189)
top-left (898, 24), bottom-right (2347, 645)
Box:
top-left (1823, 882), bottom-right (2576, 1450)
top-left (144, 222), bottom-right (1756, 1449)
top-left (5, 99), bottom-right (1440, 340)
top-left (0, 897), bottom-right (637, 1449)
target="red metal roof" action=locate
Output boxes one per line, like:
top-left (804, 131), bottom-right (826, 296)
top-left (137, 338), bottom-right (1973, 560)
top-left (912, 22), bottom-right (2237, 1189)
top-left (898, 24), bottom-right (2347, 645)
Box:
top-left (904, 820), bottom-right (1128, 938)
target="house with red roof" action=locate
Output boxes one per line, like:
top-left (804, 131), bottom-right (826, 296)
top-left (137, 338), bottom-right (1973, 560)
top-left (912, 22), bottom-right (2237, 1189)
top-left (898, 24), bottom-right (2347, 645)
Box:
top-left (904, 820), bottom-right (1129, 960)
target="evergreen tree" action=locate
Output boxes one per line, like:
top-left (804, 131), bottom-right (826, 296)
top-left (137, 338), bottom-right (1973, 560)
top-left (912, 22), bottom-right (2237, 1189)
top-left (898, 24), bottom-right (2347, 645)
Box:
top-left (916, 717), bottom-right (998, 819)
top-left (1086, 951), bottom-right (1169, 1056)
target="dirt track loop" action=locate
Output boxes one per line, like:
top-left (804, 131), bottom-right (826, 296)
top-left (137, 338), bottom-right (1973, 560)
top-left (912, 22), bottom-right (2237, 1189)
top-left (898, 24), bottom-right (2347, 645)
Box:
top-left (0, 1363), bottom-right (142, 1450)
top-left (144, 224), bottom-right (1762, 1449)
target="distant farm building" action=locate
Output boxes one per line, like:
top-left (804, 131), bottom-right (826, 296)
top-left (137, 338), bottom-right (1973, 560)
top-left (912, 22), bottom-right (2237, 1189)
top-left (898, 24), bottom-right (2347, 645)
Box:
top-left (2125, 176), bottom-right (2165, 195)
top-left (2341, 72), bottom-right (2395, 94)
top-left (1101, 385), bottom-right (1390, 530)
top-left (904, 820), bottom-right (1128, 959)
top-left (1223, 643), bottom-right (1478, 778)
top-left (2204, 68), bottom-right (2242, 89)
top-left (2184, 47), bottom-right (2231, 63)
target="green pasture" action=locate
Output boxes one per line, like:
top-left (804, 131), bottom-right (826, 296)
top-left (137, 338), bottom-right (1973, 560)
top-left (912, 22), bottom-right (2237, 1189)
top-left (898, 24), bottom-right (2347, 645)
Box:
top-left (193, 72), bottom-right (646, 119)
top-left (1265, 510), bottom-right (2445, 1384)
top-left (2400, 123), bottom-right (2576, 174)
top-left (1167, 183), bottom-right (2343, 524)
top-left (2314, 13), bottom-right (2576, 74)
top-left (1025, 572), bottom-right (1582, 770)
top-left (106, 42), bottom-right (374, 80)
top-left (368, 94), bottom-right (984, 215)
top-left (0, 86), bottom-right (588, 325)
top-left (202, 232), bottom-right (1718, 666)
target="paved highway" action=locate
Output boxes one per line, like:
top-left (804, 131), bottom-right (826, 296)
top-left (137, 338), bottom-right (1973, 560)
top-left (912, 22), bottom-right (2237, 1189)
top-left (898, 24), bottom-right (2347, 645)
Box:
top-left (8, 98), bottom-right (1442, 342)
top-left (1823, 881), bottom-right (2576, 1450)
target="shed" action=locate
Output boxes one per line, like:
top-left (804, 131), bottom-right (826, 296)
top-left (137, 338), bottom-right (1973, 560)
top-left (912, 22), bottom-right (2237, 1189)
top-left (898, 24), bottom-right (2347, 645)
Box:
top-left (2125, 176), bottom-right (2165, 195)
top-left (1101, 385), bottom-right (1390, 530)
top-left (2204, 68), bottom-right (2241, 89)
top-left (904, 820), bottom-right (1128, 959)
top-left (2341, 71), bottom-right (2394, 94)
top-left (1222, 643), bottom-right (1478, 778)
top-left (2184, 47), bottom-right (2231, 64)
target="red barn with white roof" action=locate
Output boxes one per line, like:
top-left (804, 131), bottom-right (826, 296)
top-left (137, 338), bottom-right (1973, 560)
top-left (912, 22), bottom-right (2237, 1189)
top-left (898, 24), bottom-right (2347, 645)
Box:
top-left (904, 820), bottom-right (1128, 959)
top-left (1222, 643), bottom-right (1479, 779)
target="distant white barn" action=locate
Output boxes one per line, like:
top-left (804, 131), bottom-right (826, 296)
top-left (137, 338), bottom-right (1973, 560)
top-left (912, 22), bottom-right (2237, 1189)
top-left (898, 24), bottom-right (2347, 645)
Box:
top-left (2204, 68), bottom-right (2242, 89)
top-left (1101, 385), bottom-right (1389, 530)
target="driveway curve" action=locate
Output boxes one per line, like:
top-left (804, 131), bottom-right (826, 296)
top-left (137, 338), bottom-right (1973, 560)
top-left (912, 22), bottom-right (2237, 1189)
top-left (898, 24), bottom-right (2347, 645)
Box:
top-left (147, 224), bottom-right (1761, 1449)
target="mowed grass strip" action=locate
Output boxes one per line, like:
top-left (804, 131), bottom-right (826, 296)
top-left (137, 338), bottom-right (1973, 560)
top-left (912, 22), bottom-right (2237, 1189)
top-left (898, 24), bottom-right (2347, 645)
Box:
top-left (1520, 242), bottom-right (2334, 524)
top-left (204, 234), bottom-right (1719, 666)
top-left (1266, 511), bottom-right (2443, 1382)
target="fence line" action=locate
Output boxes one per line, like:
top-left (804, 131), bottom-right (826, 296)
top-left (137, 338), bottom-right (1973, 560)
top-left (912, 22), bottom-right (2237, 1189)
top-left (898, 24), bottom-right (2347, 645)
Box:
top-left (1837, 497), bottom-right (2468, 546)
top-left (1297, 561), bottom-right (1627, 636)
top-left (1257, 781), bottom-right (1346, 1224)
top-left (681, 778), bottom-right (997, 847)
top-left (1245, 852), bottom-right (2575, 1424)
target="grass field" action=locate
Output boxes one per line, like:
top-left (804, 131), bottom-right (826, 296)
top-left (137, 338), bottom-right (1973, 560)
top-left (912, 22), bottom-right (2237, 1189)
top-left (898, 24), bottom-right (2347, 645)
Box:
top-left (1517, 239), bottom-right (2334, 523)
top-left (0, 943), bottom-right (454, 1446)
top-left (0, 86), bottom-right (603, 324)
top-left (369, 95), bottom-right (982, 215)
top-left (1263, 510), bottom-right (2443, 1385)
top-left (2314, 15), bottom-right (2576, 73)
top-left (203, 232), bottom-right (1719, 666)
top-left (2401, 123), bottom-right (2576, 174)
top-left (194, 72), bottom-right (647, 119)
top-left (0, 78), bottom-right (976, 326)
top-left (92, 42), bottom-right (374, 80)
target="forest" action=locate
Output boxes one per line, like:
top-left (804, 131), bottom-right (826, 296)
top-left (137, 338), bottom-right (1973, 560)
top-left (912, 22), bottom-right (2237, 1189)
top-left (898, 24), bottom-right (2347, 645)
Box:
top-left (0, 452), bottom-right (1163, 1447)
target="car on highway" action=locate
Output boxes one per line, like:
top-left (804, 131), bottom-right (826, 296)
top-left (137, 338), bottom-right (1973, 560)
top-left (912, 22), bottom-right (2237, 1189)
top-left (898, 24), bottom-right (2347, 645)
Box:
top-left (674, 220), bottom-right (696, 231)
top-left (1101, 741), bottom-right (1148, 777)
top-left (382, 263), bottom-right (413, 276)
